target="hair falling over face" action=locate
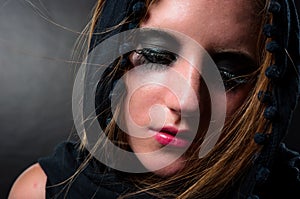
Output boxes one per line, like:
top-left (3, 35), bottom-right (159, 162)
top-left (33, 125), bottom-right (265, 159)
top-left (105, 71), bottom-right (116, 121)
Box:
top-left (78, 0), bottom-right (278, 198)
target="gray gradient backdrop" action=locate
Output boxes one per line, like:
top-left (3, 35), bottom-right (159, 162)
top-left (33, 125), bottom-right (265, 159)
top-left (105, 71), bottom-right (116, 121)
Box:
top-left (0, 0), bottom-right (95, 197)
top-left (0, 0), bottom-right (299, 198)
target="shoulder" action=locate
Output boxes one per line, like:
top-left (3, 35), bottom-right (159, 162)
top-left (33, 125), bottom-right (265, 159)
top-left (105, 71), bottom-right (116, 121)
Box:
top-left (8, 163), bottom-right (47, 199)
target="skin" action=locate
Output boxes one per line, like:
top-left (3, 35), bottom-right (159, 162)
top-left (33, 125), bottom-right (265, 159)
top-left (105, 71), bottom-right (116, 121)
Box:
top-left (8, 0), bottom-right (261, 197)
top-left (8, 163), bottom-right (46, 199)
top-left (126, 0), bottom-right (260, 176)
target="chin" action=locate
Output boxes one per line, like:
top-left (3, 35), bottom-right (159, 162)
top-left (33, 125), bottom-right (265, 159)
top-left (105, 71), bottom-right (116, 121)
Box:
top-left (140, 155), bottom-right (187, 177)
top-left (155, 157), bottom-right (186, 177)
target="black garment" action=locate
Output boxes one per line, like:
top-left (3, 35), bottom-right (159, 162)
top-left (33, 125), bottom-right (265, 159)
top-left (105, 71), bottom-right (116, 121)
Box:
top-left (254, 144), bottom-right (300, 199)
top-left (39, 141), bottom-right (300, 199)
top-left (39, 141), bottom-right (157, 199)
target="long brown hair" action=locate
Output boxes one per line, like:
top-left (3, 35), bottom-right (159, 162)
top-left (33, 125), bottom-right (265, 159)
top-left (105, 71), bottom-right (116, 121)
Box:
top-left (76, 0), bottom-right (274, 198)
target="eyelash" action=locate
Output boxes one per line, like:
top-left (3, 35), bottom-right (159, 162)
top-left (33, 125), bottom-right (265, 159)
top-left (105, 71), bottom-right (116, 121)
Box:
top-left (130, 48), bottom-right (177, 71)
top-left (129, 48), bottom-right (252, 90)
top-left (219, 70), bottom-right (251, 91)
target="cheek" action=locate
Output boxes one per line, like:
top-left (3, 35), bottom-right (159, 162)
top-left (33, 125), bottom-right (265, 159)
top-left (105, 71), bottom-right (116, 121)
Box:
top-left (125, 86), bottom-right (165, 126)
top-left (226, 84), bottom-right (253, 117)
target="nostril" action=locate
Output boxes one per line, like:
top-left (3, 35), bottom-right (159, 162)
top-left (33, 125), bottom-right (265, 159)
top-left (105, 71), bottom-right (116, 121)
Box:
top-left (169, 107), bottom-right (181, 116)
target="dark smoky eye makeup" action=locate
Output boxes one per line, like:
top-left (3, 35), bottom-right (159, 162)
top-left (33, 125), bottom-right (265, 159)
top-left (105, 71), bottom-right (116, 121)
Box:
top-left (128, 29), bottom-right (181, 71)
top-left (211, 51), bottom-right (258, 91)
top-left (129, 48), bottom-right (178, 71)
top-left (128, 47), bottom-right (258, 90)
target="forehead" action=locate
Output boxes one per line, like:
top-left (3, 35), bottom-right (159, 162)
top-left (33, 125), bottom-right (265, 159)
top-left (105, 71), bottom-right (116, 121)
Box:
top-left (142, 0), bottom-right (261, 57)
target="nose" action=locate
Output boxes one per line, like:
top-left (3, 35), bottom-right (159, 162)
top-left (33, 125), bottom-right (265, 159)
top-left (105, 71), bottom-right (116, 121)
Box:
top-left (164, 59), bottom-right (203, 117)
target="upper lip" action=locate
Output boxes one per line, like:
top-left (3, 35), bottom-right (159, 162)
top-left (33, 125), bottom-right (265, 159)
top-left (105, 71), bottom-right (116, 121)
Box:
top-left (154, 126), bottom-right (188, 136)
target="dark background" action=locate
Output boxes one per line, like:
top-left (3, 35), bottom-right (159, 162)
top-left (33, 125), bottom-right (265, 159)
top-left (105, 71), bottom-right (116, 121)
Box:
top-left (0, 1), bottom-right (299, 198)
top-left (0, 0), bottom-right (96, 198)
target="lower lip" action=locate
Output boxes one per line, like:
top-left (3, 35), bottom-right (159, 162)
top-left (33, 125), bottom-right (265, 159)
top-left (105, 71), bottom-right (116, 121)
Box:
top-left (154, 132), bottom-right (189, 148)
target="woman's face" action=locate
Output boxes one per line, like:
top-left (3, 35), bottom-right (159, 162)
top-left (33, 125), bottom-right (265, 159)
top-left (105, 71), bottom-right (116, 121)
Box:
top-left (123, 0), bottom-right (260, 176)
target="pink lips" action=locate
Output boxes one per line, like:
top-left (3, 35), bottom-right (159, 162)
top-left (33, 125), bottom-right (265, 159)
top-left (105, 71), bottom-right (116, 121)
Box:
top-left (154, 126), bottom-right (190, 148)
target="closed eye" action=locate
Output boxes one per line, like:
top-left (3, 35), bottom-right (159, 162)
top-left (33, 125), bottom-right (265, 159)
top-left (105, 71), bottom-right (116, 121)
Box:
top-left (129, 48), bottom-right (178, 71)
top-left (212, 51), bottom-right (258, 91)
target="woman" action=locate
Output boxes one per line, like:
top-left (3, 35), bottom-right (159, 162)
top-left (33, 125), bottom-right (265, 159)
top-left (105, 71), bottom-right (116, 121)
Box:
top-left (9, 0), bottom-right (300, 198)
